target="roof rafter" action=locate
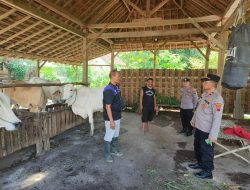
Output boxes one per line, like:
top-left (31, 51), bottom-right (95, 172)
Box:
top-left (149, 0), bottom-right (171, 17)
top-left (0, 15), bottom-right (31, 35)
top-left (125, 0), bottom-right (146, 17)
top-left (87, 15), bottom-right (221, 29)
top-left (1, 0), bottom-right (83, 37)
top-left (0, 8), bottom-right (16, 20)
top-left (34, 0), bottom-right (83, 26)
top-left (6, 25), bottom-right (53, 49)
top-left (0, 21), bottom-right (43, 45)
top-left (88, 27), bottom-right (222, 39)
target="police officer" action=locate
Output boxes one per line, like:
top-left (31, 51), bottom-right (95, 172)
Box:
top-left (189, 73), bottom-right (224, 179)
top-left (179, 77), bottom-right (198, 136)
top-left (103, 69), bottom-right (123, 163)
top-left (140, 78), bottom-right (156, 133)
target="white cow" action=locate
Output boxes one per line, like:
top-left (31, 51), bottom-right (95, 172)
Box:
top-left (28, 77), bottom-right (61, 103)
top-left (60, 84), bottom-right (103, 136)
top-left (0, 92), bottom-right (22, 131)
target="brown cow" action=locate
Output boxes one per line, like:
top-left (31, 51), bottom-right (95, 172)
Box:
top-left (4, 87), bottom-right (46, 112)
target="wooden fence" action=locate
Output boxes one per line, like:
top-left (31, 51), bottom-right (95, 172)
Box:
top-left (0, 104), bottom-right (85, 158)
top-left (120, 69), bottom-right (250, 114)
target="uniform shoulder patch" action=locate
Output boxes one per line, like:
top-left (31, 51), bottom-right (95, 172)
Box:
top-left (214, 103), bottom-right (222, 111)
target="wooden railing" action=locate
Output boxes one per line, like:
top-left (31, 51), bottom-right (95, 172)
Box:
top-left (0, 104), bottom-right (85, 158)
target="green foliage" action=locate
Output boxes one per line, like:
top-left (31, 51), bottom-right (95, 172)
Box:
top-left (117, 49), bottom-right (218, 70)
top-left (156, 96), bottom-right (180, 106)
top-left (3, 59), bottom-right (35, 80)
top-left (88, 66), bottom-right (110, 87)
top-left (0, 48), bottom-right (219, 87)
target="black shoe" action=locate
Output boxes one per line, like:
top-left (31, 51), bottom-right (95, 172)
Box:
top-left (188, 163), bottom-right (203, 169)
top-left (194, 170), bottom-right (213, 179)
top-left (179, 129), bottom-right (186, 133)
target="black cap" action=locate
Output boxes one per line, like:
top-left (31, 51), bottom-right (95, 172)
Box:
top-left (201, 73), bottom-right (220, 82)
top-left (182, 77), bottom-right (190, 82)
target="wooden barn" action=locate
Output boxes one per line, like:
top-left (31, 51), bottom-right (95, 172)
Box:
top-left (0, 1), bottom-right (250, 189)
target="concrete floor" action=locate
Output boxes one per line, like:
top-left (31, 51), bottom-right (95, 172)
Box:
top-left (0, 112), bottom-right (249, 190)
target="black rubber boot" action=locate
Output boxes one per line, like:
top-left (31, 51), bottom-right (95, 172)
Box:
top-left (110, 137), bottom-right (123, 157)
top-left (104, 141), bottom-right (113, 163)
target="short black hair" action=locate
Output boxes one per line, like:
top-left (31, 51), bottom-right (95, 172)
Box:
top-left (109, 69), bottom-right (120, 79)
top-left (147, 78), bottom-right (153, 82)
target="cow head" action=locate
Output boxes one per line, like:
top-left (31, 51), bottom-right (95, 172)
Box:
top-left (0, 92), bottom-right (22, 131)
top-left (60, 84), bottom-right (76, 104)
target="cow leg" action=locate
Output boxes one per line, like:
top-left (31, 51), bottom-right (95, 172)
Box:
top-left (88, 112), bottom-right (94, 136)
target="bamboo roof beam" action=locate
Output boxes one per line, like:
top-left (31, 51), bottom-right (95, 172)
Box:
top-left (89, 0), bottom-right (119, 23)
top-left (0, 21), bottom-right (42, 45)
top-left (44, 38), bottom-right (80, 56)
top-left (6, 25), bottom-right (54, 49)
top-left (17, 29), bottom-right (61, 51)
top-left (189, 0), bottom-right (221, 16)
top-left (88, 27), bottom-right (222, 39)
top-left (1, 0), bottom-right (83, 37)
top-left (0, 15), bottom-right (31, 35)
top-left (0, 8), bottom-right (16, 20)
top-left (87, 15), bottom-right (221, 29)
top-left (37, 35), bottom-right (76, 54)
top-left (173, 0), bottom-right (225, 50)
top-left (27, 32), bottom-right (69, 53)
top-left (149, 0), bottom-right (171, 17)
top-left (125, 0), bottom-right (146, 17)
top-left (121, 0), bottom-right (131, 12)
top-left (34, 0), bottom-right (83, 26)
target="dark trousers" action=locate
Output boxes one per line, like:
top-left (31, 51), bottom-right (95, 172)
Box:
top-left (180, 108), bottom-right (193, 133)
top-left (194, 128), bottom-right (214, 171)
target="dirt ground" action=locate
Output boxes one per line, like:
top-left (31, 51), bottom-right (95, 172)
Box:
top-left (0, 111), bottom-right (249, 190)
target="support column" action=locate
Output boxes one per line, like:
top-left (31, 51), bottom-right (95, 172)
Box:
top-left (217, 31), bottom-right (228, 94)
top-left (111, 45), bottom-right (115, 70)
top-left (204, 44), bottom-right (211, 75)
top-left (82, 37), bottom-right (88, 84)
top-left (73, 65), bottom-right (78, 82)
top-left (153, 50), bottom-right (157, 85)
top-left (36, 60), bottom-right (40, 77)
top-left (233, 89), bottom-right (245, 119)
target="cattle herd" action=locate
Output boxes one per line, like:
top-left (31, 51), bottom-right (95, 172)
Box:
top-left (0, 78), bottom-right (104, 136)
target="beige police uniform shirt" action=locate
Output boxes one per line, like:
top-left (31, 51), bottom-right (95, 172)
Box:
top-left (180, 87), bottom-right (198, 109)
top-left (191, 89), bottom-right (224, 140)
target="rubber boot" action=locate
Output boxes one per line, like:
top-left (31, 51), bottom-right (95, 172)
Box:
top-left (104, 141), bottom-right (113, 163)
top-left (110, 137), bottom-right (123, 157)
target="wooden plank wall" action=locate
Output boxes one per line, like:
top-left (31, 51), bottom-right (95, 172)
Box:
top-left (120, 69), bottom-right (250, 114)
top-left (0, 104), bottom-right (85, 158)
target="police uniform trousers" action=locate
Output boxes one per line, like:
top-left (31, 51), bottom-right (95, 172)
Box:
top-left (194, 128), bottom-right (214, 171)
top-left (180, 108), bottom-right (193, 132)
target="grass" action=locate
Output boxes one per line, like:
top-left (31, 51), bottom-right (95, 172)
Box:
top-left (145, 167), bottom-right (239, 190)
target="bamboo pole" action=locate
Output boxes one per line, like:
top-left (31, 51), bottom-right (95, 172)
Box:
top-left (217, 31), bottom-right (228, 94)
top-left (82, 37), bottom-right (88, 84)
top-left (111, 44), bottom-right (115, 70)
top-left (204, 44), bottom-right (211, 75)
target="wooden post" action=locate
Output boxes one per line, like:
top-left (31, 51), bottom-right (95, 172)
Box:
top-left (82, 37), bottom-right (88, 84)
top-left (36, 60), bottom-right (40, 77)
top-left (233, 89), bottom-right (245, 119)
top-left (111, 44), bottom-right (115, 70)
top-left (204, 44), bottom-right (211, 75)
top-left (217, 31), bottom-right (228, 94)
top-left (73, 65), bottom-right (78, 81)
top-left (153, 50), bottom-right (157, 85)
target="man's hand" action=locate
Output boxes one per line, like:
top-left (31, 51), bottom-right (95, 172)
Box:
top-left (110, 120), bottom-right (115, 129)
top-left (154, 106), bottom-right (157, 112)
top-left (190, 120), bottom-right (195, 128)
top-left (209, 136), bottom-right (216, 143)
top-left (140, 105), bottom-right (143, 113)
